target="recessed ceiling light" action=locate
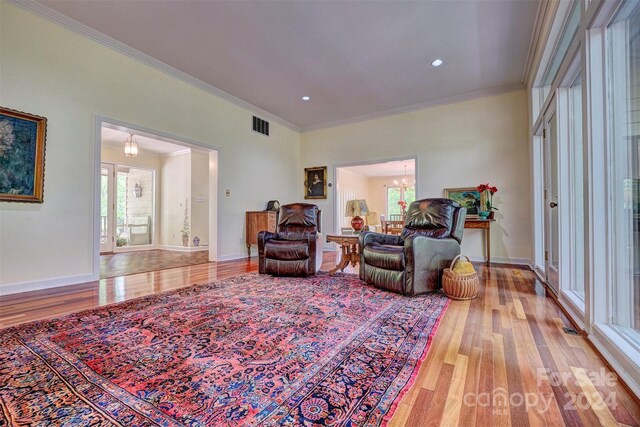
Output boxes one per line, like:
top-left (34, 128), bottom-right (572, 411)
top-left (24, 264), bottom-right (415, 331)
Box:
top-left (431, 59), bottom-right (444, 67)
top-left (302, 96), bottom-right (311, 101)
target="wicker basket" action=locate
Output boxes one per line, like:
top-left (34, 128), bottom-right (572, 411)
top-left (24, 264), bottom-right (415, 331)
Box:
top-left (442, 255), bottom-right (479, 300)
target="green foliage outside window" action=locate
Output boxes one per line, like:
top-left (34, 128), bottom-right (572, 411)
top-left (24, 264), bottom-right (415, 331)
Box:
top-left (387, 186), bottom-right (416, 215)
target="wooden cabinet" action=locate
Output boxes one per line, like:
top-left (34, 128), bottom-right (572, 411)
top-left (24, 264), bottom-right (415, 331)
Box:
top-left (246, 211), bottom-right (277, 257)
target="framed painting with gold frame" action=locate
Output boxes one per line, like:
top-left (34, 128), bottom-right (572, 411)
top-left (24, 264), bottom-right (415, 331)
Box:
top-left (0, 107), bottom-right (47, 203)
top-left (304, 166), bottom-right (327, 199)
top-left (443, 187), bottom-right (484, 219)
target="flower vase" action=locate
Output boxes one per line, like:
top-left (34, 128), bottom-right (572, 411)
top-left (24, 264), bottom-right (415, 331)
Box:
top-left (478, 211), bottom-right (490, 219)
top-left (488, 211), bottom-right (495, 220)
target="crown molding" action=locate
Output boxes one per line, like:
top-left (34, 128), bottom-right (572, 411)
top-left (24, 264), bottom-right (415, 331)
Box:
top-left (301, 82), bottom-right (525, 133)
top-left (163, 148), bottom-right (191, 158)
top-left (523, 0), bottom-right (549, 87)
top-left (8, 0), bottom-right (301, 132)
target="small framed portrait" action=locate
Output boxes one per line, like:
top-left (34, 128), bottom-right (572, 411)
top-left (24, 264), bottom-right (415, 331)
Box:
top-left (0, 107), bottom-right (47, 203)
top-left (305, 166), bottom-right (327, 199)
top-left (443, 187), bottom-right (484, 218)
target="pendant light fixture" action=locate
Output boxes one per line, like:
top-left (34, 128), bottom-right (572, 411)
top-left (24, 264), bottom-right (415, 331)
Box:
top-left (394, 164), bottom-right (410, 190)
top-left (123, 133), bottom-right (139, 157)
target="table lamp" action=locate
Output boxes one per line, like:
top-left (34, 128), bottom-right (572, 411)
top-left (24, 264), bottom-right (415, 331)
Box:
top-left (345, 199), bottom-right (369, 232)
top-left (366, 212), bottom-right (380, 231)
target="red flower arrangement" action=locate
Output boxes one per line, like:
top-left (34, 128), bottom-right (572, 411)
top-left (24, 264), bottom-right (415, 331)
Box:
top-left (477, 183), bottom-right (499, 212)
top-left (398, 200), bottom-right (407, 214)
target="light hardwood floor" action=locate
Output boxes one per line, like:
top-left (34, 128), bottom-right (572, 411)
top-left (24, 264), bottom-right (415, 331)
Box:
top-left (1, 253), bottom-right (639, 426)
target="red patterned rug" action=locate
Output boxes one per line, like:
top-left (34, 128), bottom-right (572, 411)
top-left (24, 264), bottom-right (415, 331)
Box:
top-left (0, 273), bottom-right (449, 426)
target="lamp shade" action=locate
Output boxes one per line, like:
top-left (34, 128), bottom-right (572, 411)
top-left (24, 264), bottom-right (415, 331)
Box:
top-left (366, 212), bottom-right (380, 226)
top-left (345, 199), bottom-right (369, 217)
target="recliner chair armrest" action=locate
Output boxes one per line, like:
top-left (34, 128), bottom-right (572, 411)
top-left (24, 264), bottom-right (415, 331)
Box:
top-left (359, 231), bottom-right (402, 249)
top-left (258, 231), bottom-right (277, 250)
top-left (359, 231), bottom-right (403, 280)
top-left (402, 235), bottom-right (461, 294)
top-left (306, 231), bottom-right (318, 273)
top-left (258, 231), bottom-right (276, 273)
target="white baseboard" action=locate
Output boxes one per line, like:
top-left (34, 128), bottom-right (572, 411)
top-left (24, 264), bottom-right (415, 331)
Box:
top-left (531, 265), bottom-right (545, 280)
top-left (217, 252), bottom-right (248, 262)
top-left (157, 245), bottom-right (209, 253)
top-left (0, 273), bottom-right (96, 296)
top-left (466, 256), bottom-right (532, 266)
top-left (589, 325), bottom-right (640, 398)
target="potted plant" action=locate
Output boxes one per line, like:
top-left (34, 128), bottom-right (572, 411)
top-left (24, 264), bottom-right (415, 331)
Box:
top-left (476, 183), bottom-right (499, 219)
top-left (180, 199), bottom-right (190, 246)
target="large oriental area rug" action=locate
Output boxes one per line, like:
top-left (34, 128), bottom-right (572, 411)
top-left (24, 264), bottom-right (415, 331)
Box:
top-left (0, 273), bottom-right (449, 426)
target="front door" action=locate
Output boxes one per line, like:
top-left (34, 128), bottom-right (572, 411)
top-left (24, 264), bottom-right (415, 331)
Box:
top-left (544, 110), bottom-right (560, 293)
top-left (100, 163), bottom-right (115, 253)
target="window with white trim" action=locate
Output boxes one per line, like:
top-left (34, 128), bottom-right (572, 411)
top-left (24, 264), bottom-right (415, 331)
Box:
top-left (607, 0), bottom-right (640, 342)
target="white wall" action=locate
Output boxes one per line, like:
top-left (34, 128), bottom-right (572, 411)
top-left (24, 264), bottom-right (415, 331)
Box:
top-left (160, 152), bottom-right (191, 247)
top-left (0, 3), bottom-right (300, 290)
top-left (190, 150), bottom-right (209, 247)
top-left (125, 169), bottom-right (154, 220)
top-left (335, 169), bottom-right (370, 229)
top-left (301, 90), bottom-right (532, 263)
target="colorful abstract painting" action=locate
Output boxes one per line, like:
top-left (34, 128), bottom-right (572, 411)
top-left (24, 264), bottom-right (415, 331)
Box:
top-left (443, 187), bottom-right (483, 218)
top-left (0, 272), bottom-right (449, 426)
top-left (0, 107), bottom-right (47, 202)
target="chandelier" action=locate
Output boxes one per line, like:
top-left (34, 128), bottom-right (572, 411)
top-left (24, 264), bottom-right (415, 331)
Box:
top-left (394, 164), bottom-right (411, 190)
top-left (123, 133), bottom-right (139, 157)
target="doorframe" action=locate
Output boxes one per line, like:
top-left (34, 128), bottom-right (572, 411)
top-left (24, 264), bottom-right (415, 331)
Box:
top-left (543, 102), bottom-right (560, 294)
top-left (100, 163), bottom-right (115, 253)
top-left (332, 156), bottom-right (418, 236)
top-left (93, 116), bottom-right (221, 280)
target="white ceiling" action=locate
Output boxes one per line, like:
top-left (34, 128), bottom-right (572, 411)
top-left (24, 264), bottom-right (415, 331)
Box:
top-left (341, 160), bottom-right (415, 177)
top-left (102, 128), bottom-right (190, 156)
top-left (39, 0), bottom-right (539, 131)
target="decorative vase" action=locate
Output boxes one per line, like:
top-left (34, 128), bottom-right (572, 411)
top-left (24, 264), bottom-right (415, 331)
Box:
top-left (488, 211), bottom-right (495, 220)
top-left (193, 236), bottom-right (200, 246)
top-left (478, 211), bottom-right (490, 219)
top-left (182, 235), bottom-right (189, 247)
top-left (351, 216), bottom-right (365, 232)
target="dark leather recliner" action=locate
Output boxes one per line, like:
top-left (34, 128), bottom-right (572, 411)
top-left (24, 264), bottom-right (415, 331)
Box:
top-left (359, 198), bottom-right (466, 295)
top-left (258, 203), bottom-right (322, 277)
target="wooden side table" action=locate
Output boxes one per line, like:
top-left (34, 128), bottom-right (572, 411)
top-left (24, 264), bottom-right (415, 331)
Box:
top-left (326, 234), bottom-right (360, 275)
top-left (245, 211), bottom-right (277, 257)
top-left (464, 218), bottom-right (495, 265)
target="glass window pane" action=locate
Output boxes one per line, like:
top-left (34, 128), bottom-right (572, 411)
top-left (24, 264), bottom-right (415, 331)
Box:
top-left (607, 0), bottom-right (640, 342)
top-left (570, 74), bottom-right (585, 295)
top-left (404, 187), bottom-right (416, 206)
top-left (387, 187), bottom-right (402, 215)
top-left (542, 2), bottom-right (580, 86)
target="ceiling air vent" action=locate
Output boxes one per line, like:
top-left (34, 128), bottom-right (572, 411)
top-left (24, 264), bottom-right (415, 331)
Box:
top-left (252, 116), bottom-right (269, 137)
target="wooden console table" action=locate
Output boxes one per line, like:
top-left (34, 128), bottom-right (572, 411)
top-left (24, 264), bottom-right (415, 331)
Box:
top-left (326, 234), bottom-right (359, 275)
top-left (464, 218), bottom-right (495, 265)
top-left (245, 211), bottom-right (277, 257)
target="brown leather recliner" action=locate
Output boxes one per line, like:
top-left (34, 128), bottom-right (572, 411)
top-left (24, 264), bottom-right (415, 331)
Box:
top-left (258, 203), bottom-right (321, 277)
top-left (359, 198), bottom-right (466, 295)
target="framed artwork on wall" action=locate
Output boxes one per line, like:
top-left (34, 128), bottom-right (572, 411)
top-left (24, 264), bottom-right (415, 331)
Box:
top-left (305, 166), bottom-right (327, 199)
top-left (443, 187), bottom-right (484, 219)
top-left (0, 107), bottom-right (47, 203)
